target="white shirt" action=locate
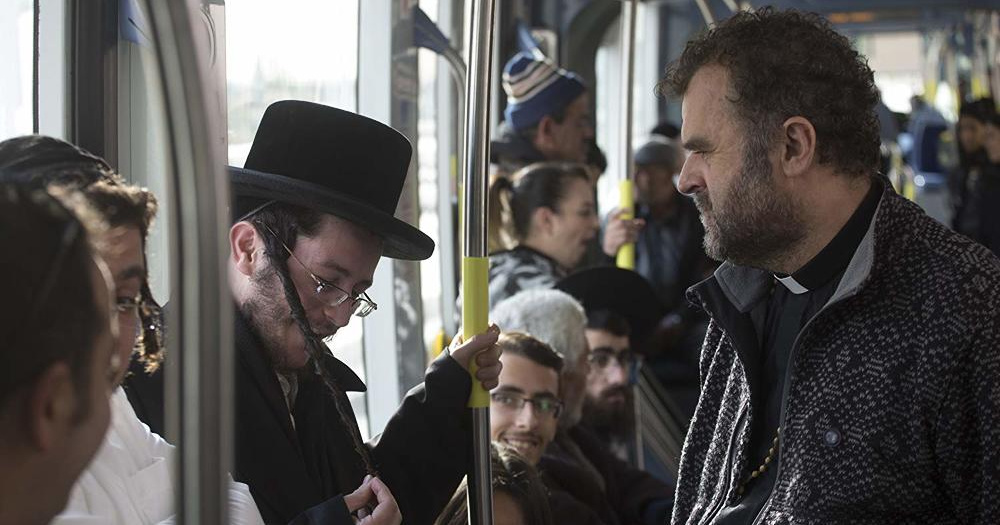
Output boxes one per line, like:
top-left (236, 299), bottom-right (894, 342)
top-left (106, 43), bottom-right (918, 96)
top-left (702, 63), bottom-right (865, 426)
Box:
top-left (50, 388), bottom-right (264, 525)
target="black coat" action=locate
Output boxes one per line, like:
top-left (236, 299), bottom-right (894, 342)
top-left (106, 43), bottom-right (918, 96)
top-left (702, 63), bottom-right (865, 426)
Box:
top-left (232, 312), bottom-right (473, 524)
top-left (540, 425), bottom-right (674, 525)
top-left (125, 312), bottom-right (473, 525)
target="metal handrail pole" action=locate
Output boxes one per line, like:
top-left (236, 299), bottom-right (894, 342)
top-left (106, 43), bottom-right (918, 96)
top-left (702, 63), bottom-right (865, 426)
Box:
top-left (461, 0), bottom-right (498, 524)
top-left (616, 0), bottom-right (638, 270)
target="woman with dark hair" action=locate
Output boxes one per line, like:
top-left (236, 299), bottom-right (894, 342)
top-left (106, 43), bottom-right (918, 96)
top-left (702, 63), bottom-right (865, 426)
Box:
top-left (434, 444), bottom-right (554, 525)
top-left (486, 162), bottom-right (599, 308)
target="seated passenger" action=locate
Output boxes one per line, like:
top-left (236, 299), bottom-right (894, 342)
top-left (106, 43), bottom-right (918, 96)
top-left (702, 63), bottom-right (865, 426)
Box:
top-left (0, 182), bottom-right (115, 525)
top-left (486, 162), bottom-right (599, 308)
top-left (435, 443), bottom-right (553, 525)
top-left (0, 135), bottom-right (265, 524)
top-left (124, 101), bottom-right (501, 525)
top-left (554, 268), bottom-right (665, 460)
top-left (491, 290), bottom-right (673, 525)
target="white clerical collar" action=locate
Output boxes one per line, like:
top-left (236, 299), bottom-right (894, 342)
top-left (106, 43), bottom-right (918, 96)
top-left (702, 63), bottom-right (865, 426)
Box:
top-left (775, 274), bottom-right (809, 295)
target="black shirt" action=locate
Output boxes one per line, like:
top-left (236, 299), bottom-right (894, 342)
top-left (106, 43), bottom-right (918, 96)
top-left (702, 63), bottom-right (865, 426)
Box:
top-left (714, 178), bottom-right (883, 524)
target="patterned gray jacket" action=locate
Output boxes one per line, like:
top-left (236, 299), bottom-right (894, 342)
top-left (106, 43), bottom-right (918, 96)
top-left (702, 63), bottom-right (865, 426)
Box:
top-left (673, 187), bottom-right (1000, 524)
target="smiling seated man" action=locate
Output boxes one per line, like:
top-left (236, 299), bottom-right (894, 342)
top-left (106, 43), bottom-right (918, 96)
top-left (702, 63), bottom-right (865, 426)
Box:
top-left (488, 333), bottom-right (603, 524)
top-left (491, 289), bottom-right (673, 525)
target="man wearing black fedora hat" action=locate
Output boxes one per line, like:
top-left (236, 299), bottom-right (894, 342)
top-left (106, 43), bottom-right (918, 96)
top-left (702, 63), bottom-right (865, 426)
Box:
top-left (218, 101), bottom-right (501, 524)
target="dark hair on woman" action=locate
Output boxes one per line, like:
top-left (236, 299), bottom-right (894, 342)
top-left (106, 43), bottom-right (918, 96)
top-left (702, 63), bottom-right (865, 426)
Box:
top-left (0, 183), bottom-right (108, 421)
top-left (434, 443), bottom-right (554, 525)
top-left (0, 135), bottom-right (164, 372)
top-left (488, 162), bottom-right (590, 249)
top-left (959, 99), bottom-right (996, 124)
top-left (658, 8), bottom-right (881, 178)
top-left (243, 202), bottom-right (377, 476)
top-left (495, 332), bottom-right (564, 375)
top-left (586, 309), bottom-right (631, 338)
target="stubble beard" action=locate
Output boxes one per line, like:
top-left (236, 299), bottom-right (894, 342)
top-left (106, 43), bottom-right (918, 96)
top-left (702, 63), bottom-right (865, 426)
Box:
top-left (695, 136), bottom-right (806, 270)
top-left (239, 260), bottom-right (303, 373)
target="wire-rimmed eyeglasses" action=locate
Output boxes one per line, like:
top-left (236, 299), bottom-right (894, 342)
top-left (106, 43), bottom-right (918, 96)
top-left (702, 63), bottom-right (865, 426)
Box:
top-left (260, 224), bottom-right (378, 318)
top-left (490, 391), bottom-right (564, 419)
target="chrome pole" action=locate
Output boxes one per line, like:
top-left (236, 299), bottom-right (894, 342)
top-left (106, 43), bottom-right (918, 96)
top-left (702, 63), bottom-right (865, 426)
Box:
top-left (461, 0), bottom-right (497, 524)
top-left (144, 1), bottom-right (232, 523)
top-left (616, 0), bottom-right (638, 270)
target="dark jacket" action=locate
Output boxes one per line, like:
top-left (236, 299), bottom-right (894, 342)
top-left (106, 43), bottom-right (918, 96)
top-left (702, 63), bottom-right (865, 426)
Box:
top-left (542, 425), bottom-right (674, 525)
top-left (230, 311), bottom-right (473, 525)
top-left (673, 187), bottom-right (1000, 524)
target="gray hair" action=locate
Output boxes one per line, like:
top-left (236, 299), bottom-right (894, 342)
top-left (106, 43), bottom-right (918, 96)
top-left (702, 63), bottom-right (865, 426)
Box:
top-left (490, 289), bottom-right (587, 373)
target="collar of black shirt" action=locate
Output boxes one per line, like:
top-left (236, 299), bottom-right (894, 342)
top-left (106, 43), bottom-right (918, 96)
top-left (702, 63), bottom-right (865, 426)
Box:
top-left (774, 178), bottom-right (883, 294)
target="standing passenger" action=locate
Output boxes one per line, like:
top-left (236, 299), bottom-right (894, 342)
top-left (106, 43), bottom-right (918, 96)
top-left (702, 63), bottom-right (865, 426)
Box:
top-left (0, 183), bottom-right (115, 525)
top-left (660, 8), bottom-right (1000, 523)
top-left (225, 101), bottom-right (501, 524)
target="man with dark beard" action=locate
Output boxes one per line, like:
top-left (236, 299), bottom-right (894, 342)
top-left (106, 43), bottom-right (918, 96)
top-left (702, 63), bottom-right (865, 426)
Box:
top-left (662, 8), bottom-right (1000, 524)
top-left (554, 267), bottom-right (664, 462)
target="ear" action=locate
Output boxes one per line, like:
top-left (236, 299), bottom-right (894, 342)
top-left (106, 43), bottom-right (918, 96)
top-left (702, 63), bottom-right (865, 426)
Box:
top-left (533, 115), bottom-right (558, 151)
top-left (780, 117), bottom-right (817, 178)
top-left (230, 221), bottom-right (261, 278)
top-left (28, 362), bottom-right (76, 451)
top-left (532, 206), bottom-right (557, 237)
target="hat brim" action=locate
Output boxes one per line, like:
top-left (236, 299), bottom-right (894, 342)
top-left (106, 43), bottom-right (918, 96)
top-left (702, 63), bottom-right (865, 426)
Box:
top-left (555, 267), bottom-right (665, 350)
top-left (230, 166), bottom-right (434, 261)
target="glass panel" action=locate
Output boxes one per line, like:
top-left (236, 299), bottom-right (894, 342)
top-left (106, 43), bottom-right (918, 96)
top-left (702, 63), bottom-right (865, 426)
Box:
top-left (226, 0), bottom-right (360, 165)
top-left (118, 2), bottom-right (173, 305)
top-left (0, 0), bottom-right (35, 140)
top-left (224, 0), bottom-right (367, 430)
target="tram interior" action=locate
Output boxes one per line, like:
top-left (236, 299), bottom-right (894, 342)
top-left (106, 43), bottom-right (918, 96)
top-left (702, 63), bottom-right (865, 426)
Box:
top-left (1, 0), bottom-right (999, 523)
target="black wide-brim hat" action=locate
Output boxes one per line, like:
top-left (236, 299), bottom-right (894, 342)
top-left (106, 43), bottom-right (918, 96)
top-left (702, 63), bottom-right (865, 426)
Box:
top-left (230, 100), bottom-right (434, 261)
top-left (555, 267), bottom-right (665, 351)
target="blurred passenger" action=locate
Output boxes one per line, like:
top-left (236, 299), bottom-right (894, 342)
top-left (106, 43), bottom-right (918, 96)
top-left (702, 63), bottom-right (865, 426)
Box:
top-left (486, 162), bottom-right (599, 308)
top-left (660, 8), bottom-right (1000, 522)
top-left (434, 443), bottom-right (554, 525)
top-left (137, 101), bottom-right (496, 525)
top-left (953, 99), bottom-right (998, 238)
top-left (650, 121), bottom-right (681, 140)
top-left (0, 135), bottom-right (266, 524)
top-left (974, 110), bottom-right (1000, 256)
top-left (489, 52), bottom-right (636, 261)
top-left (630, 136), bottom-right (715, 419)
top-left (0, 182), bottom-right (115, 525)
top-left (491, 290), bottom-right (673, 525)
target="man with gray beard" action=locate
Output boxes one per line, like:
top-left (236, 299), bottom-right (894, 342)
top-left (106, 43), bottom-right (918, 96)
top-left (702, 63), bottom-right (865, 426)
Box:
top-left (662, 8), bottom-right (1000, 524)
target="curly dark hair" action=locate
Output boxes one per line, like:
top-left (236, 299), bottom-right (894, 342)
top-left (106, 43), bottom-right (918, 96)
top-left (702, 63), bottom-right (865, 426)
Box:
top-left (658, 8), bottom-right (881, 177)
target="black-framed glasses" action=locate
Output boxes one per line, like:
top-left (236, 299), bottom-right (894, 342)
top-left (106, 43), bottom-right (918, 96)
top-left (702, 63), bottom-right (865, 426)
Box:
top-left (588, 347), bottom-right (636, 370)
top-left (490, 391), bottom-right (563, 418)
top-left (261, 225), bottom-right (378, 318)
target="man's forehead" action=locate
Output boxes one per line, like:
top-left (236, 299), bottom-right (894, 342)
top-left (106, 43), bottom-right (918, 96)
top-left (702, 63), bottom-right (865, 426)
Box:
top-left (680, 65), bottom-right (732, 141)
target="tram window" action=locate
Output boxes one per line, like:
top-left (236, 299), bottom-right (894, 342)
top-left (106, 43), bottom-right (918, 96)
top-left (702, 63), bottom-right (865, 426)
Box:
top-left (225, 0), bottom-right (360, 165)
top-left (117, 2), bottom-right (173, 306)
top-left (593, 2), bottom-right (661, 218)
top-left (224, 0), bottom-right (369, 433)
top-left (0, 0), bottom-right (35, 139)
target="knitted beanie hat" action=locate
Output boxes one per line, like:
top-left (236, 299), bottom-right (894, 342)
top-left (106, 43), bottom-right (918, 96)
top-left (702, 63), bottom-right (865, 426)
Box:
top-left (502, 51), bottom-right (586, 131)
